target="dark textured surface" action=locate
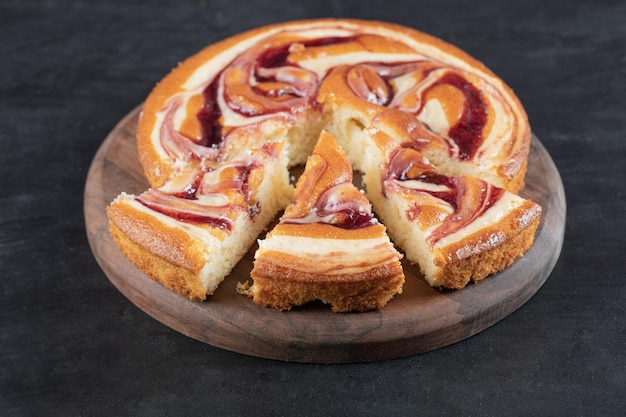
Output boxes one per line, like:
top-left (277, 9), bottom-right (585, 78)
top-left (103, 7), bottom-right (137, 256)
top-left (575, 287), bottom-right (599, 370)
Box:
top-left (1, 1), bottom-right (624, 416)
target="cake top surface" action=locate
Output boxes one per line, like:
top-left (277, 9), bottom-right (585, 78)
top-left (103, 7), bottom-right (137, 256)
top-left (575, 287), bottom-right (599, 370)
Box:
top-left (134, 19), bottom-right (530, 192)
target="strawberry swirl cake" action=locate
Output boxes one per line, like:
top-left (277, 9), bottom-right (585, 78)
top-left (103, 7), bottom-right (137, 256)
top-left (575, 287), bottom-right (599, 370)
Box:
top-left (106, 19), bottom-right (541, 311)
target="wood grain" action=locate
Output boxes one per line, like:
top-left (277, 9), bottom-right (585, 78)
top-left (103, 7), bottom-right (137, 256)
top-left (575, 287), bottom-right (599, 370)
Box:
top-left (84, 106), bottom-right (566, 363)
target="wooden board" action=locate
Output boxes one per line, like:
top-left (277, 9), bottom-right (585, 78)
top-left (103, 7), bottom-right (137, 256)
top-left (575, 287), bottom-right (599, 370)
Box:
top-left (84, 106), bottom-right (566, 363)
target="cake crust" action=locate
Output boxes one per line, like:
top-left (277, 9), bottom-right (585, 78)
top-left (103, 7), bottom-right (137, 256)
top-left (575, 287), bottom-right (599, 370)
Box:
top-left (245, 260), bottom-right (404, 313)
top-left (432, 212), bottom-right (540, 289)
top-left (109, 221), bottom-right (209, 299)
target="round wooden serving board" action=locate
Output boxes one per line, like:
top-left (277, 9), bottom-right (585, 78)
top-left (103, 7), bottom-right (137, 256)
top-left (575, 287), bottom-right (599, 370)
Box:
top-left (85, 106), bottom-right (566, 363)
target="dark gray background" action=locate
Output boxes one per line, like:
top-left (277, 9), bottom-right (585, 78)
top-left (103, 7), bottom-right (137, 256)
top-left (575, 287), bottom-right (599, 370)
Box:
top-left (2, 0), bottom-right (624, 415)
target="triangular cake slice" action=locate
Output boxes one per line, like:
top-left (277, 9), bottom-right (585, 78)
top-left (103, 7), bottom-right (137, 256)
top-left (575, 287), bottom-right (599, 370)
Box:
top-left (106, 142), bottom-right (293, 300)
top-left (239, 132), bottom-right (405, 312)
top-left (363, 139), bottom-right (542, 289)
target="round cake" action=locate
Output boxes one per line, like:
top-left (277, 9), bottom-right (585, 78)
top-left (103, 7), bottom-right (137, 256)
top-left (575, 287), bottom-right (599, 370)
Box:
top-left (106, 18), bottom-right (540, 310)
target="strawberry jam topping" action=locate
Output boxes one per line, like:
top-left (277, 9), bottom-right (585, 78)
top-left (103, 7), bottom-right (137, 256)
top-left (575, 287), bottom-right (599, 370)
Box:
top-left (197, 79), bottom-right (222, 149)
top-left (316, 183), bottom-right (376, 229)
top-left (419, 72), bottom-right (488, 160)
top-left (386, 146), bottom-right (503, 243)
top-left (137, 160), bottom-right (262, 231)
top-left (137, 189), bottom-right (233, 230)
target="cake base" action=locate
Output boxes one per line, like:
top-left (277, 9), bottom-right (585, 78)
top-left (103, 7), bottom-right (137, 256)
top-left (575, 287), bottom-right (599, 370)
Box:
top-left (84, 106), bottom-right (566, 363)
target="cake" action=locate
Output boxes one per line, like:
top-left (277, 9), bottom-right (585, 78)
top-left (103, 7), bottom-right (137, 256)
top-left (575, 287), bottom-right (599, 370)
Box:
top-left (106, 18), bottom-right (540, 309)
top-left (107, 141), bottom-right (293, 299)
top-left (238, 131), bottom-right (404, 312)
top-left (360, 126), bottom-right (541, 289)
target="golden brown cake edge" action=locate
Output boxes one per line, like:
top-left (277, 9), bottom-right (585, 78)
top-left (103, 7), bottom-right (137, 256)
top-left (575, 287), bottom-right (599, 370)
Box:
top-left (244, 260), bottom-right (405, 312)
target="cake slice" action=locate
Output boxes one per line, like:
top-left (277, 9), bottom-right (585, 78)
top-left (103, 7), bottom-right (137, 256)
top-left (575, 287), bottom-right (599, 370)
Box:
top-left (239, 131), bottom-right (405, 312)
top-left (106, 141), bottom-right (293, 300)
top-left (363, 139), bottom-right (541, 289)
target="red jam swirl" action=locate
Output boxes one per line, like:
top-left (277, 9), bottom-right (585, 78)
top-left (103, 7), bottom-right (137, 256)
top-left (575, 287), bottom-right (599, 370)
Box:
top-left (419, 72), bottom-right (488, 160)
top-left (160, 98), bottom-right (220, 161)
top-left (282, 182), bottom-right (376, 230)
top-left (316, 183), bottom-right (376, 229)
top-left (346, 61), bottom-right (429, 106)
top-left (386, 146), bottom-right (456, 205)
top-left (386, 144), bottom-right (438, 181)
top-left (137, 160), bottom-right (262, 231)
top-left (325, 208), bottom-right (374, 229)
top-left (170, 167), bottom-right (211, 200)
top-left (137, 189), bottom-right (233, 231)
top-left (427, 177), bottom-right (503, 244)
top-left (385, 147), bottom-right (503, 244)
top-left (197, 79), bottom-right (222, 149)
